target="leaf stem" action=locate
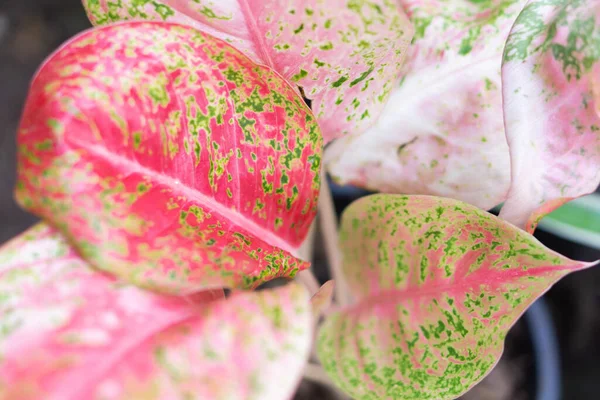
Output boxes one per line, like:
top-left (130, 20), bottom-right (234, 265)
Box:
top-left (318, 171), bottom-right (352, 306)
top-left (296, 221), bottom-right (319, 295)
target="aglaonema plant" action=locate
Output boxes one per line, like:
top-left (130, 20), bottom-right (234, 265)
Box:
top-left (0, 0), bottom-right (599, 399)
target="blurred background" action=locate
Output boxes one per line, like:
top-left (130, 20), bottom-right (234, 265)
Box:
top-left (0, 1), bottom-right (599, 399)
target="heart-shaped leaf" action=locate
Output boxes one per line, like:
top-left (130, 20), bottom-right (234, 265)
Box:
top-left (16, 21), bottom-right (322, 293)
top-left (499, 0), bottom-right (600, 232)
top-left (82, 0), bottom-right (414, 143)
top-left (325, 0), bottom-right (527, 210)
top-left (0, 224), bottom-right (311, 399)
top-left (317, 194), bottom-right (594, 400)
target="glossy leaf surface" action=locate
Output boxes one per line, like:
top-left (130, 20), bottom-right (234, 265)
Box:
top-left (499, 0), bottom-right (600, 232)
top-left (317, 194), bottom-right (593, 400)
top-left (16, 21), bottom-right (322, 293)
top-left (326, 0), bottom-right (527, 210)
top-left (0, 224), bottom-right (311, 399)
top-left (82, 0), bottom-right (414, 143)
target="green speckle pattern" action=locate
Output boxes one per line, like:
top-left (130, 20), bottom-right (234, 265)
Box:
top-left (15, 22), bottom-right (322, 293)
top-left (317, 194), bottom-right (590, 400)
top-left (324, 0), bottom-right (526, 211)
top-left (81, 0), bottom-right (414, 143)
top-left (500, 0), bottom-right (600, 232)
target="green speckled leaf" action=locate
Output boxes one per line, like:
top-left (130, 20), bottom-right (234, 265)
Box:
top-left (500, 0), bottom-right (600, 232)
top-left (325, 0), bottom-right (527, 211)
top-left (317, 194), bottom-right (595, 400)
top-left (16, 21), bottom-right (322, 293)
top-left (81, 0), bottom-right (414, 142)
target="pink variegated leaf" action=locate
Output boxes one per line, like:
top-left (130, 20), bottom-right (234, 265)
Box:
top-left (0, 224), bottom-right (311, 400)
top-left (81, 0), bottom-right (414, 143)
top-left (326, 0), bottom-right (527, 210)
top-left (16, 21), bottom-right (322, 293)
top-left (317, 194), bottom-right (595, 400)
top-left (499, 0), bottom-right (600, 232)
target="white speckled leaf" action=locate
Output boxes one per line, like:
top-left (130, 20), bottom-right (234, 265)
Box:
top-left (499, 0), bottom-right (600, 232)
top-left (317, 194), bottom-right (594, 400)
top-left (326, 0), bottom-right (527, 211)
top-left (0, 224), bottom-right (311, 400)
top-left (82, 0), bottom-right (414, 143)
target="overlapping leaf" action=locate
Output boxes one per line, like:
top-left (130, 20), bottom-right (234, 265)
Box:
top-left (82, 0), bottom-right (414, 143)
top-left (0, 224), bottom-right (311, 399)
top-left (326, 0), bottom-right (527, 210)
top-left (317, 194), bottom-right (594, 400)
top-left (16, 21), bottom-right (322, 293)
top-left (499, 0), bottom-right (600, 232)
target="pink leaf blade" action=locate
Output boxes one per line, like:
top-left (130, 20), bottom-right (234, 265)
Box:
top-left (81, 0), bottom-right (414, 143)
top-left (90, 283), bottom-right (312, 400)
top-left (325, 0), bottom-right (528, 210)
top-left (0, 223), bottom-right (222, 399)
top-left (500, 0), bottom-right (600, 232)
top-left (15, 21), bottom-right (322, 293)
top-left (0, 224), bottom-right (312, 400)
top-left (316, 194), bottom-right (595, 400)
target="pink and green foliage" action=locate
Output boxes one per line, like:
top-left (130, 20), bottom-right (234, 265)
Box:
top-left (317, 194), bottom-right (594, 400)
top-left (3, 0), bottom-right (600, 398)
top-left (500, 0), bottom-right (600, 232)
top-left (325, 0), bottom-right (527, 211)
top-left (15, 21), bottom-right (322, 293)
top-left (0, 223), bottom-right (312, 399)
top-left (81, 0), bottom-right (414, 143)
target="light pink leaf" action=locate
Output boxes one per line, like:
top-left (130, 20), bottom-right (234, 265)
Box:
top-left (81, 0), bottom-right (414, 143)
top-left (16, 21), bottom-right (322, 293)
top-left (0, 224), bottom-right (311, 400)
top-left (499, 0), bottom-right (600, 232)
top-left (325, 0), bottom-right (528, 210)
top-left (310, 280), bottom-right (334, 318)
top-left (317, 194), bottom-right (595, 400)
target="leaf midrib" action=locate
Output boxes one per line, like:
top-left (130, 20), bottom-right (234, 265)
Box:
top-left (346, 262), bottom-right (582, 315)
top-left (239, 0), bottom-right (276, 69)
top-left (71, 138), bottom-right (297, 255)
